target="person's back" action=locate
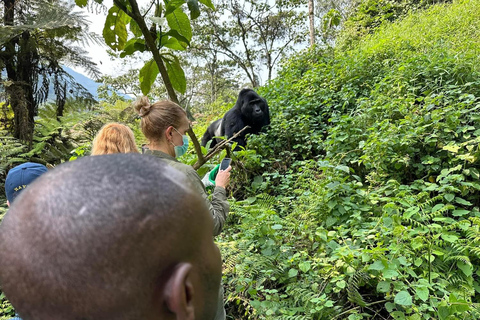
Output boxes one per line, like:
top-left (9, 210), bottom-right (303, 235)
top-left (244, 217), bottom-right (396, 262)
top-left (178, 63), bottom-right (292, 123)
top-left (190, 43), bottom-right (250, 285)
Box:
top-left (0, 154), bottom-right (221, 320)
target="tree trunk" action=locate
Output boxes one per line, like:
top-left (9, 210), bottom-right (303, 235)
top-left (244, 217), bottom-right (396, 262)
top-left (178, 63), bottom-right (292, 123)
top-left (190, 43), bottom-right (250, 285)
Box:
top-left (6, 83), bottom-right (33, 142)
top-left (308, 0), bottom-right (315, 46)
top-left (3, 0), bottom-right (36, 143)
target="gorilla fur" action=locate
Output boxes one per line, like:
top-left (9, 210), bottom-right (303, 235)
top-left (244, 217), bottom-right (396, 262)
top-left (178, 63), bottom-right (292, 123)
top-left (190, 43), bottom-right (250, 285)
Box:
top-left (201, 89), bottom-right (270, 149)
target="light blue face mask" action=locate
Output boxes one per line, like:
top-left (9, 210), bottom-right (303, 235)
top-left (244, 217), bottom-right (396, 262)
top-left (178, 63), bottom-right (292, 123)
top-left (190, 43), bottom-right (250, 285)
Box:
top-left (172, 127), bottom-right (189, 158)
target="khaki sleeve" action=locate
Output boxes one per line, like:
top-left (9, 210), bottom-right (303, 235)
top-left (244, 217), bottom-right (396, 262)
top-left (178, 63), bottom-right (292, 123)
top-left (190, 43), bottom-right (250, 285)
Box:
top-left (186, 170), bottom-right (230, 236)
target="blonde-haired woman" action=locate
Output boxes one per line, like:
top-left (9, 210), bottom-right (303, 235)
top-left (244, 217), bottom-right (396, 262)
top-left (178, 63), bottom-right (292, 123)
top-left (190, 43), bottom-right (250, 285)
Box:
top-left (134, 97), bottom-right (230, 320)
top-left (91, 123), bottom-right (139, 155)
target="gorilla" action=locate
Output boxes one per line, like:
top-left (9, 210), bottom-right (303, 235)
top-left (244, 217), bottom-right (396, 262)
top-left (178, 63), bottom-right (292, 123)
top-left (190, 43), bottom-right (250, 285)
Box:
top-left (201, 89), bottom-right (270, 150)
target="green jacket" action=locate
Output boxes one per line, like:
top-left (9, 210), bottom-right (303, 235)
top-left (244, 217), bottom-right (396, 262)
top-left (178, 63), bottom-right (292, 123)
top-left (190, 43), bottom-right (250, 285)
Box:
top-left (144, 149), bottom-right (229, 236)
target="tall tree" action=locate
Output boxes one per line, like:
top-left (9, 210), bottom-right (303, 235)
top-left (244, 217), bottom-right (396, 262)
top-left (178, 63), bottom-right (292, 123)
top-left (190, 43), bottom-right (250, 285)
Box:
top-left (185, 48), bottom-right (239, 111)
top-left (0, 0), bottom-right (99, 143)
top-left (193, 0), bottom-right (307, 87)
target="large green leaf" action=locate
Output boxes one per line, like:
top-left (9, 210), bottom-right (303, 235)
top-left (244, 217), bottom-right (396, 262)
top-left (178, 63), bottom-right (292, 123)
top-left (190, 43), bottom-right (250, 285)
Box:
top-left (161, 37), bottom-right (188, 51)
top-left (139, 59), bottom-right (160, 95)
top-left (165, 29), bottom-right (190, 46)
top-left (198, 0), bottom-right (215, 10)
top-left (187, 0), bottom-right (200, 19)
top-left (103, 6), bottom-right (131, 51)
top-left (415, 286), bottom-right (429, 302)
top-left (129, 20), bottom-right (143, 38)
top-left (165, 0), bottom-right (186, 16)
top-left (120, 38), bottom-right (146, 57)
top-left (166, 8), bottom-right (192, 41)
top-left (394, 291), bottom-right (412, 306)
top-left (162, 55), bottom-right (186, 94)
top-left (457, 260), bottom-right (472, 276)
top-left (368, 260), bottom-right (385, 271)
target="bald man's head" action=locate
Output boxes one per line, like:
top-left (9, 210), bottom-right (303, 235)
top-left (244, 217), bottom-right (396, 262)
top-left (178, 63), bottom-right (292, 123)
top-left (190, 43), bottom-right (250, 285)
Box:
top-left (0, 154), bottom-right (222, 320)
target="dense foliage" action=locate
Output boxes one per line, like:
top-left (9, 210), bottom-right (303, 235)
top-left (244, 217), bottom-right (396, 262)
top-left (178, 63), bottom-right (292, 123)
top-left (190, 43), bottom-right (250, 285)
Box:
top-left (216, 0), bottom-right (480, 319)
top-left (2, 0), bottom-right (480, 319)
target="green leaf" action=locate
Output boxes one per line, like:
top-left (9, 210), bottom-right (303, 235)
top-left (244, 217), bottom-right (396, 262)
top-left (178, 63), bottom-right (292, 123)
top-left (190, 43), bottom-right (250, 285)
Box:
top-left (394, 291), bottom-right (412, 306)
top-left (368, 260), bottom-right (385, 271)
top-left (457, 261), bottom-right (472, 276)
top-left (166, 7), bottom-right (192, 41)
top-left (383, 268), bottom-right (399, 279)
top-left (120, 38), bottom-right (145, 58)
top-left (452, 209), bottom-right (470, 217)
top-left (455, 197), bottom-right (472, 206)
top-left (385, 302), bottom-right (395, 312)
top-left (129, 20), bottom-right (143, 37)
top-left (414, 258), bottom-right (422, 267)
top-left (187, 0), bottom-right (200, 19)
top-left (441, 233), bottom-right (458, 243)
top-left (443, 144), bottom-right (460, 153)
top-left (198, 0), bottom-right (215, 9)
top-left (377, 281), bottom-right (390, 293)
top-left (103, 6), bottom-right (131, 51)
top-left (415, 286), bottom-right (428, 302)
top-left (336, 280), bottom-right (346, 289)
top-left (161, 36), bottom-right (188, 50)
top-left (246, 196), bottom-right (256, 204)
top-left (75, 0), bottom-right (88, 7)
top-left (165, 29), bottom-right (190, 44)
top-left (438, 305), bottom-right (450, 320)
top-left (288, 268), bottom-right (298, 278)
top-left (139, 59), bottom-right (160, 95)
top-left (165, 0), bottom-right (186, 16)
top-left (271, 224), bottom-right (283, 230)
top-left (335, 165), bottom-right (350, 173)
top-left (444, 193), bottom-right (455, 202)
top-left (470, 168), bottom-right (480, 180)
top-left (299, 261), bottom-right (311, 273)
top-left (163, 55), bottom-right (186, 94)
top-left (403, 206), bottom-right (419, 218)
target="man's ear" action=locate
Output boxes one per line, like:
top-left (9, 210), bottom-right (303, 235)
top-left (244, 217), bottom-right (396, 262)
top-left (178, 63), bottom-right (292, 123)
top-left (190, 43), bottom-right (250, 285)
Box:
top-left (164, 263), bottom-right (195, 320)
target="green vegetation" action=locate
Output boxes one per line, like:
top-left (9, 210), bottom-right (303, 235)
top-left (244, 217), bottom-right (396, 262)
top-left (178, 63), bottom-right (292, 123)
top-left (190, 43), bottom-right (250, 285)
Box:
top-left (2, 0), bottom-right (480, 319)
top-left (216, 0), bottom-right (480, 319)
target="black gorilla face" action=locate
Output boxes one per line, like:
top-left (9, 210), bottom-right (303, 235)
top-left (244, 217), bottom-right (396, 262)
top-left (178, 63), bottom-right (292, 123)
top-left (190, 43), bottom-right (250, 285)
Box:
top-left (240, 91), bottom-right (267, 123)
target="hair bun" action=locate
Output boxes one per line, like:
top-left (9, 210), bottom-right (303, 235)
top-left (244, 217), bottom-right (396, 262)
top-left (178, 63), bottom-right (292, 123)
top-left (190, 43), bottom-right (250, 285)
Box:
top-left (134, 96), bottom-right (152, 117)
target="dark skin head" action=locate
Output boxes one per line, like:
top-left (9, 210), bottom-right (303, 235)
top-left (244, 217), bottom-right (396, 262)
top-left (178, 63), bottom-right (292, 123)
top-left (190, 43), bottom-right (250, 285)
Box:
top-left (0, 154), bottom-right (222, 320)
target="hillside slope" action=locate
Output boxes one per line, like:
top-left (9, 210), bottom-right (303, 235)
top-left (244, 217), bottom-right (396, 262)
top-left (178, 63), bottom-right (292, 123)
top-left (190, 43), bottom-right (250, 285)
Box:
top-left (220, 0), bottom-right (480, 319)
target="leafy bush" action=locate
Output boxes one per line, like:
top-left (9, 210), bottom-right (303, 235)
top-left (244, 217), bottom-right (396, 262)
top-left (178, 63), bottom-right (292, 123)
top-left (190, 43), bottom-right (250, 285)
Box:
top-left (219, 0), bottom-right (480, 319)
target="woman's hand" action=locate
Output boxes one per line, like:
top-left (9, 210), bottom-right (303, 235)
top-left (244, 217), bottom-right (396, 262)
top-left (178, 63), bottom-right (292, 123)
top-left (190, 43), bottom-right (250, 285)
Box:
top-left (215, 166), bottom-right (232, 189)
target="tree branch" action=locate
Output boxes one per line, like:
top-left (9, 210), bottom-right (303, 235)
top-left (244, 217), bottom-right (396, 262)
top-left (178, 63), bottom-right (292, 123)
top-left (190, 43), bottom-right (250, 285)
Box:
top-left (192, 125), bottom-right (250, 170)
top-left (113, 0), bottom-right (205, 165)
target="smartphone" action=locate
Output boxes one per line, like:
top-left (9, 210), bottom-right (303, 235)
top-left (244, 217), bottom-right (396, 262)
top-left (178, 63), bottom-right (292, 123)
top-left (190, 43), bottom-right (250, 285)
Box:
top-left (220, 158), bottom-right (232, 171)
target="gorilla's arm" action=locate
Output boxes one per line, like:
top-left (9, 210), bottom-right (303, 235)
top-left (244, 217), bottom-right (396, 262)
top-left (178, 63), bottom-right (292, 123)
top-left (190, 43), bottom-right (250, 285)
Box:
top-left (201, 119), bottom-right (223, 147)
top-left (223, 109), bottom-right (248, 147)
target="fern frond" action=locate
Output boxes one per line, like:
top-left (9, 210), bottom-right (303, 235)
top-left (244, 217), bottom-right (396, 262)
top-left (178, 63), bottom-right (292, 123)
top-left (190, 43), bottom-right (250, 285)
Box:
top-left (347, 271), bottom-right (369, 307)
top-left (444, 255), bottom-right (470, 265)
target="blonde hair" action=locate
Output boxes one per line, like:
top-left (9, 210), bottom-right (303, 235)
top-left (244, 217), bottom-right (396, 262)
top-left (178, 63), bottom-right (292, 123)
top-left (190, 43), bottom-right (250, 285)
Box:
top-left (91, 123), bottom-right (139, 155)
top-left (133, 97), bottom-right (187, 142)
